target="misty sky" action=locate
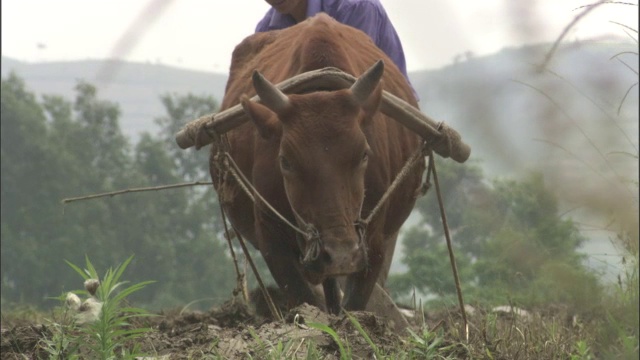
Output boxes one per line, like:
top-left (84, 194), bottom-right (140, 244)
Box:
top-left (2, 0), bottom-right (637, 73)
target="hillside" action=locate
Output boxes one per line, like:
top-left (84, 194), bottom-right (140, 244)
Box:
top-left (410, 39), bottom-right (638, 176)
top-left (1, 57), bottom-right (228, 139)
top-left (2, 38), bottom-right (637, 175)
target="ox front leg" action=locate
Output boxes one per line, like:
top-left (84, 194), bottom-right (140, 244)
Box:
top-left (266, 254), bottom-right (321, 309)
top-left (341, 239), bottom-right (385, 311)
top-left (259, 238), bottom-right (323, 311)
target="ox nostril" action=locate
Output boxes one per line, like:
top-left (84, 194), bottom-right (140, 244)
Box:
top-left (321, 244), bottom-right (360, 266)
top-left (320, 250), bottom-right (333, 265)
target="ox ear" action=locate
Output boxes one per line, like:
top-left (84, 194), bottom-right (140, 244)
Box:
top-left (360, 82), bottom-right (383, 121)
top-left (240, 95), bottom-right (280, 139)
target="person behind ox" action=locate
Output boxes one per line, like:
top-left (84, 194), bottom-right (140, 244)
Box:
top-left (255, 0), bottom-right (418, 99)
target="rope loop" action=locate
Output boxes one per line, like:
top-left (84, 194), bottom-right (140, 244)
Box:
top-left (301, 229), bottom-right (322, 265)
top-left (354, 219), bottom-right (369, 264)
top-left (213, 137), bottom-right (431, 271)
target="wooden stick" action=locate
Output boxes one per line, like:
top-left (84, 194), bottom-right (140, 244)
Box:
top-left (61, 181), bottom-right (214, 204)
top-left (430, 152), bottom-right (469, 342)
top-left (174, 66), bottom-right (471, 163)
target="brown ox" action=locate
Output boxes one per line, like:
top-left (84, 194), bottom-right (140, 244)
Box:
top-left (211, 13), bottom-right (424, 314)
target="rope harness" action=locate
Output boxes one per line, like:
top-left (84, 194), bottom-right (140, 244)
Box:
top-left (210, 121), bottom-right (466, 337)
top-left (212, 133), bottom-right (435, 267)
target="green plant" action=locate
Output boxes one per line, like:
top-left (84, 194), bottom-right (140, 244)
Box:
top-left (404, 327), bottom-right (449, 359)
top-left (307, 321), bottom-right (351, 360)
top-left (570, 340), bottom-right (593, 360)
top-left (344, 310), bottom-right (383, 358)
top-left (39, 319), bottom-right (81, 360)
top-left (44, 255), bottom-right (156, 359)
top-left (303, 340), bottom-right (322, 359)
top-left (597, 252), bottom-right (640, 359)
top-left (1, 76), bottom-right (234, 311)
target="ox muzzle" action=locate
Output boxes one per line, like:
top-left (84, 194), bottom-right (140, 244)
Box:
top-left (298, 222), bottom-right (367, 284)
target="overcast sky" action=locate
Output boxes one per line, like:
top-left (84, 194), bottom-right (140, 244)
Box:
top-left (1, 0), bottom-right (637, 73)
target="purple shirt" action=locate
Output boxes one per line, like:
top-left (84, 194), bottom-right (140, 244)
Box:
top-left (256, 0), bottom-right (416, 97)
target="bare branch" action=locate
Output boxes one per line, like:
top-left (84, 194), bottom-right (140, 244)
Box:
top-left (616, 57), bottom-right (639, 75)
top-left (539, 0), bottom-right (608, 70)
top-left (609, 20), bottom-right (640, 35)
top-left (61, 181), bottom-right (214, 204)
top-left (609, 51), bottom-right (639, 60)
top-left (618, 82), bottom-right (639, 116)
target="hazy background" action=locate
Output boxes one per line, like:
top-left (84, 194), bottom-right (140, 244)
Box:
top-left (2, 0), bottom-right (638, 283)
top-left (2, 0), bottom-right (637, 72)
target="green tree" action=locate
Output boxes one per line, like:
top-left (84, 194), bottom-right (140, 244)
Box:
top-left (389, 159), bottom-right (601, 312)
top-left (1, 73), bottom-right (54, 303)
top-left (154, 93), bottom-right (218, 182)
top-left (1, 76), bottom-right (139, 306)
top-left (153, 92), bottom-right (276, 291)
top-left (128, 132), bottom-right (236, 309)
top-left (1, 75), bottom-right (235, 310)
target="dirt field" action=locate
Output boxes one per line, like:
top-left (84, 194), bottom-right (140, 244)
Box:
top-left (1, 289), bottom-right (605, 359)
top-left (1, 297), bottom-right (441, 359)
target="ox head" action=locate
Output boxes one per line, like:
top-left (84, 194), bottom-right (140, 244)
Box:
top-left (240, 61), bottom-right (385, 284)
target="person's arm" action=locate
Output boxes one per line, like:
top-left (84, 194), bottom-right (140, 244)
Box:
top-left (256, 8), bottom-right (297, 32)
top-left (340, 2), bottom-right (408, 78)
top-left (255, 11), bottom-right (273, 32)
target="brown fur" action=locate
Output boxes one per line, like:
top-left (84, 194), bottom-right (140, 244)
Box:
top-left (211, 14), bottom-right (424, 313)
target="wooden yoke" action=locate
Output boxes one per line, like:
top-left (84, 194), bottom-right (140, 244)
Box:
top-left (175, 66), bottom-right (471, 163)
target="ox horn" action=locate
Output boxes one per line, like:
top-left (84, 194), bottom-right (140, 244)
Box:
top-left (350, 59), bottom-right (384, 104)
top-left (252, 70), bottom-right (290, 112)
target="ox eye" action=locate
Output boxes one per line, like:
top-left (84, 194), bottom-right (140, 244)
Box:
top-left (355, 151), bottom-right (370, 169)
top-left (279, 155), bottom-right (292, 172)
top-left (360, 150), bottom-right (371, 165)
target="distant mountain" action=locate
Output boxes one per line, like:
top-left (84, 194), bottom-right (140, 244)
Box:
top-left (1, 57), bottom-right (228, 139)
top-left (410, 39), bottom-right (638, 175)
top-left (2, 38), bottom-right (637, 174)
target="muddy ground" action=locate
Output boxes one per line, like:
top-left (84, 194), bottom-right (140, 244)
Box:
top-left (2, 287), bottom-right (592, 359)
top-left (1, 293), bottom-right (458, 359)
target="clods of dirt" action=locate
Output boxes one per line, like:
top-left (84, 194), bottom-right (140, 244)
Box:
top-left (1, 297), bottom-right (408, 359)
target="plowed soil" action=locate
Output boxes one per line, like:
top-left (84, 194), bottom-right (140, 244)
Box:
top-left (1, 293), bottom-right (441, 359)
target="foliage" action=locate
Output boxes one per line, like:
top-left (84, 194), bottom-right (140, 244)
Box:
top-left (39, 318), bottom-right (81, 359)
top-left (594, 253), bottom-right (639, 359)
top-left (389, 160), bottom-right (601, 312)
top-left (403, 327), bottom-right (450, 359)
top-left (344, 310), bottom-right (382, 358)
top-left (389, 7), bottom-right (638, 356)
top-left (67, 255), bottom-right (155, 358)
top-left (154, 92), bottom-right (218, 182)
top-left (39, 256), bottom-right (154, 359)
top-left (0, 73), bottom-right (235, 311)
top-left (153, 91), bottom-right (275, 291)
top-left (306, 321), bottom-right (351, 360)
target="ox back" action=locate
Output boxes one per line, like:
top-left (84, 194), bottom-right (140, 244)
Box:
top-left (211, 13), bottom-right (424, 313)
